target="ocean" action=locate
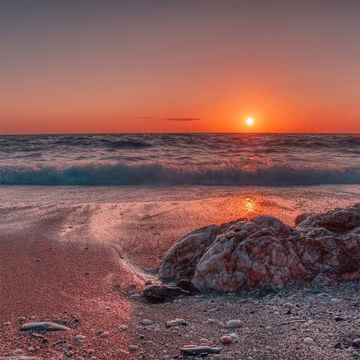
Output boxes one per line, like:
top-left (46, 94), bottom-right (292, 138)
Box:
top-left (0, 133), bottom-right (359, 186)
top-left (1, 133), bottom-right (359, 358)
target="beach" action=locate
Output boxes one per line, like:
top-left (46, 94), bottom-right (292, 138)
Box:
top-left (2, 0), bottom-right (360, 356)
top-left (0, 184), bottom-right (359, 359)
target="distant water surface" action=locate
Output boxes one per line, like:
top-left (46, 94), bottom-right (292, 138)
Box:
top-left (0, 133), bottom-right (359, 186)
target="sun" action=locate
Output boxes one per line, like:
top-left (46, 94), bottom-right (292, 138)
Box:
top-left (246, 117), bottom-right (255, 126)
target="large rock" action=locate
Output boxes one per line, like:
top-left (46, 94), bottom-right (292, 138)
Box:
top-left (160, 204), bottom-right (360, 292)
top-left (159, 225), bottom-right (218, 282)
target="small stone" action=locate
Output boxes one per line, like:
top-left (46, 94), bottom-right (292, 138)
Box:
top-left (104, 306), bottom-right (111, 311)
top-left (21, 322), bottom-right (70, 332)
top-left (226, 320), bottom-right (242, 329)
top-left (128, 345), bottom-right (139, 352)
top-left (99, 331), bottom-right (109, 339)
top-left (176, 279), bottom-right (200, 294)
top-left (17, 317), bottom-right (26, 323)
top-left (165, 319), bottom-right (188, 328)
top-left (220, 335), bottom-right (232, 345)
top-left (14, 350), bottom-right (23, 355)
top-left (352, 339), bottom-right (360, 348)
top-left (303, 337), bottom-right (315, 345)
top-left (199, 338), bottom-right (209, 344)
top-left (1, 357), bottom-right (38, 360)
top-left (74, 335), bottom-right (85, 344)
top-left (143, 285), bottom-right (190, 303)
top-left (141, 319), bottom-right (152, 326)
top-left (180, 346), bottom-right (222, 355)
top-left (117, 324), bottom-right (128, 331)
top-left (65, 351), bottom-right (73, 357)
top-left (27, 347), bottom-right (35, 353)
top-left (317, 293), bottom-right (330, 297)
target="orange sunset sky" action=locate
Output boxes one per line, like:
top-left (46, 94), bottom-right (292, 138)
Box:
top-left (0, 0), bottom-right (359, 134)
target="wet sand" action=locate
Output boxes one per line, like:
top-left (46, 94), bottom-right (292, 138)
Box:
top-left (0, 185), bottom-right (359, 359)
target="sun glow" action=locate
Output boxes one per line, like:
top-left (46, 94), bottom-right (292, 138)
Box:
top-left (246, 117), bottom-right (254, 126)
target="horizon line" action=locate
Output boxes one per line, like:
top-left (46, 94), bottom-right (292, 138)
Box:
top-left (0, 131), bottom-right (359, 136)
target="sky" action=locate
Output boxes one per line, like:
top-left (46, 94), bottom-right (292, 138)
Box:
top-left (0, 0), bottom-right (359, 134)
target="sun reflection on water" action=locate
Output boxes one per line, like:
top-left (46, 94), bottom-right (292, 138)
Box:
top-left (243, 197), bottom-right (256, 213)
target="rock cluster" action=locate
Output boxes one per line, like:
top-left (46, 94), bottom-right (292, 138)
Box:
top-left (160, 204), bottom-right (360, 292)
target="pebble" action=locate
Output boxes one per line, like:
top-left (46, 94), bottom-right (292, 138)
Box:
top-left (98, 331), bottom-right (109, 339)
top-left (20, 322), bottom-right (70, 332)
top-left (220, 335), bottom-right (233, 345)
top-left (226, 320), bottom-right (242, 329)
top-left (117, 324), bottom-right (128, 331)
top-left (303, 337), bottom-right (315, 345)
top-left (1, 357), bottom-right (38, 360)
top-left (141, 319), bottom-right (152, 326)
top-left (65, 351), bottom-right (73, 357)
top-left (352, 339), bottom-right (360, 348)
top-left (128, 345), bottom-right (139, 352)
top-left (73, 335), bottom-right (86, 344)
top-left (165, 318), bottom-right (188, 328)
top-left (199, 338), bottom-right (209, 344)
top-left (317, 293), bottom-right (330, 297)
top-left (180, 346), bottom-right (222, 355)
top-left (27, 347), bottom-right (35, 353)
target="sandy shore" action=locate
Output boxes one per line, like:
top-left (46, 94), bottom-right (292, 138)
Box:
top-left (0, 185), bottom-right (359, 359)
top-left (0, 208), bottom-right (142, 359)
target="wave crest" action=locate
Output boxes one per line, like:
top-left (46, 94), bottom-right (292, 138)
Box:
top-left (0, 163), bottom-right (359, 186)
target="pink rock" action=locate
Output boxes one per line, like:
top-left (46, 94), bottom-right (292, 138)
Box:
top-left (160, 204), bottom-right (360, 292)
top-left (159, 225), bottom-right (218, 282)
top-left (220, 335), bottom-right (233, 345)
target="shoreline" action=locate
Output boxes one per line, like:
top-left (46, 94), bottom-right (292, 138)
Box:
top-left (0, 185), bottom-right (359, 359)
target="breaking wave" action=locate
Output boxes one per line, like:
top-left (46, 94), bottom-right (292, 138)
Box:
top-left (0, 163), bottom-right (359, 186)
